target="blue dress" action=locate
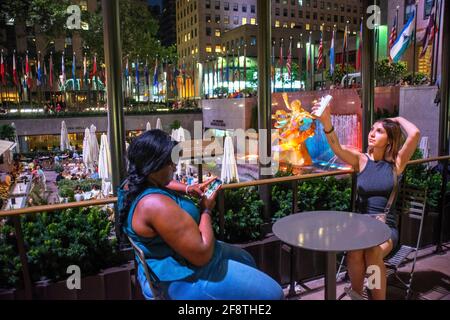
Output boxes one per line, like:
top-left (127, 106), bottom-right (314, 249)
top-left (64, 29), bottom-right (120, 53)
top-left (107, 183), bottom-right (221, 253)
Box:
top-left (123, 187), bottom-right (284, 300)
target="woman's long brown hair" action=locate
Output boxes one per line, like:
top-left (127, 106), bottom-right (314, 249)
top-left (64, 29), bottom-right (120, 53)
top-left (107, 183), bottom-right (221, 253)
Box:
top-left (368, 119), bottom-right (403, 163)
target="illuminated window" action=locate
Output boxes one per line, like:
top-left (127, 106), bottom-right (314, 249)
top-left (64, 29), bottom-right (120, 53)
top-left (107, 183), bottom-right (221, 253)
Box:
top-left (275, 20), bottom-right (280, 27)
top-left (291, 22), bottom-right (296, 28)
top-left (250, 18), bottom-right (256, 25)
top-left (215, 45), bottom-right (222, 53)
top-left (206, 46), bottom-right (212, 53)
top-left (242, 17), bottom-right (247, 25)
top-left (305, 23), bottom-right (310, 30)
top-left (215, 29), bottom-right (221, 37)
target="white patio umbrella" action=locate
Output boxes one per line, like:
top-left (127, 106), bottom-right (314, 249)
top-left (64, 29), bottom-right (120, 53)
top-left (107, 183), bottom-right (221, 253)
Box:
top-left (156, 118), bottom-right (162, 130)
top-left (10, 122), bottom-right (20, 153)
top-left (221, 136), bottom-right (239, 184)
top-left (89, 124), bottom-right (100, 163)
top-left (146, 121), bottom-right (152, 131)
top-left (175, 127), bottom-right (188, 176)
top-left (60, 121), bottom-right (71, 151)
top-left (82, 128), bottom-right (94, 170)
top-left (98, 134), bottom-right (112, 197)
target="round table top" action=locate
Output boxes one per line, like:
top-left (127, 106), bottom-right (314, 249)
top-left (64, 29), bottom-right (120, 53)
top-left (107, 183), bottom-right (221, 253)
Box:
top-left (273, 211), bottom-right (392, 252)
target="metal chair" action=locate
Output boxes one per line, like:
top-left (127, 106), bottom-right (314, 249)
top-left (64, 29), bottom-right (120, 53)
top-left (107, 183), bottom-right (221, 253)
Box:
top-left (384, 186), bottom-right (427, 300)
top-left (126, 234), bottom-right (166, 300)
top-left (337, 185), bottom-right (427, 300)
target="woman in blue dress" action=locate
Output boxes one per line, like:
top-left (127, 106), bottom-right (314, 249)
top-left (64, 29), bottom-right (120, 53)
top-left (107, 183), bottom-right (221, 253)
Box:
top-left (312, 102), bottom-right (420, 300)
top-left (119, 130), bottom-right (284, 300)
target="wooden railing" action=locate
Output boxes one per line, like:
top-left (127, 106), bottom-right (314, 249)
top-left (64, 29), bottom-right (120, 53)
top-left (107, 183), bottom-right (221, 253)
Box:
top-left (1, 155), bottom-right (449, 299)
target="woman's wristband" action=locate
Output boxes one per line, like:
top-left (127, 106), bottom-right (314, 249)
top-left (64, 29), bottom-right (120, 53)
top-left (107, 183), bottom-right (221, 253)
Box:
top-left (185, 185), bottom-right (191, 195)
top-left (202, 209), bottom-right (212, 217)
top-left (324, 126), bottom-right (335, 135)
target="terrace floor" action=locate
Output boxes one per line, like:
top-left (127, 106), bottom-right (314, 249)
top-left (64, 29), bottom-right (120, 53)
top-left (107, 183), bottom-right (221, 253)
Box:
top-left (282, 242), bottom-right (450, 300)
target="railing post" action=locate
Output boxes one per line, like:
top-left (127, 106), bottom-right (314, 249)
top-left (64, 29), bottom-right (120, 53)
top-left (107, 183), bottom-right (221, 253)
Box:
top-left (217, 189), bottom-right (225, 241)
top-left (435, 159), bottom-right (449, 254)
top-left (291, 180), bottom-right (298, 214)
top-left (198, 163), bottom-right (203, 184)
top-left (351, 172), bottom-right (358, 212)
top-left (12, 216), bottom-right (33, 299)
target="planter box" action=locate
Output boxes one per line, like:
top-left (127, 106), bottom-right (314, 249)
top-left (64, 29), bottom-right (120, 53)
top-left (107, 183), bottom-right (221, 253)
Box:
top-left (0, 263), bottom-right (133, 300)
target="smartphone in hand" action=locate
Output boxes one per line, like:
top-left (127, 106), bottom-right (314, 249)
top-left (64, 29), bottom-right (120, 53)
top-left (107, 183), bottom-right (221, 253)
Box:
top-left (204, 179), bottom-right (223, 198)
top-left (312, 95), bottom-right (333, 118)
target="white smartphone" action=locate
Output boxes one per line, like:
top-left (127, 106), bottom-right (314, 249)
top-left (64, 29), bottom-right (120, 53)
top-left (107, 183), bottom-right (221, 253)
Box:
top-left (314, 95), bottom-right (333, 117)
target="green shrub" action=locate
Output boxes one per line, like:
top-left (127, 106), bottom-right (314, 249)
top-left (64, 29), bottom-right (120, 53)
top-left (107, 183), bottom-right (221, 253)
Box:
top-left (0, 206), bottom-right (120, 289)
top-left (57, 179), bottom-right (101, 198)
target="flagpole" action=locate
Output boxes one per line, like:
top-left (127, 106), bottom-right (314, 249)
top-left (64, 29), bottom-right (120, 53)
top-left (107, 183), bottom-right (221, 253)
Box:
top-left (289, 36), bottom-right (293, 92)
top-left (346, 21), bottom-right (349, 89)
top-left (412, 0), bottom-right (419, 78)
top-left (433, 0), bottom-right (443, 84)
top-left (280, 38), bottom-right (284, 92)
top-left (299, 33), bottom-right (303, 91)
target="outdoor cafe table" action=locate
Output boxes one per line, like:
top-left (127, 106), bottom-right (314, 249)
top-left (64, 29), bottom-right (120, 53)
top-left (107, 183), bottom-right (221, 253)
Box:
top-left (272, 211), bottom-right (391, 300)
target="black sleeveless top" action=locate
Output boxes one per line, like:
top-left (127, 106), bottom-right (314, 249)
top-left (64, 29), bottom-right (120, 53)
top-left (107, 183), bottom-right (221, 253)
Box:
top-left (357, 154), bottom-right (400, 229)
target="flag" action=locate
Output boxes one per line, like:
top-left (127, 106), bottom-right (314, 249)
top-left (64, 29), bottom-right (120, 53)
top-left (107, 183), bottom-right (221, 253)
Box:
top-left (37, 55), bottom-right (42, 86)
top-left (25, 52), bottom-right (30, 88)
top-left (317, 33), bottom-right (323, 70)
top-left (0, 51), bottom-right (5, 85)
top-left (12, 52), bottom-right (18, 86)
top-left (390, 10), bottom-right (416, 62)
top-left (92, 54), bottom-right (98, 89)
top-left (225, 55), bottom-right (230, 83)
top-left (271, 41), bottom-right (275, 85)
top-left (356, 21), bottom-right (363, 71)
top-left (342, 25), bottom-right (348, 67)
top-left (83, 54), bottom-right (88, 88)
top-left (389, 15), bottom-right (398, 51)
top-left (144, 59), bottom-right (149, 86)
top-left (279, 39), bottom-right (284, 68)
top-left (72, 53), bottom-right (76, 90)
top-left (153, 57), bottom-right (159, 87)
top-left (420, 0), bottom-right (437, 58)
top-left (61, 52), bottom-right (66, 86)
top-left (287, 39), bottom-right (292, 79)
top-left (135, 58), bottom-right (140, 98)
top-left (330, 30), bottom-right (335, 75)
top-left (49, 53), bottom-right (53, 89)
top-left (307, 34), bottom-right (312, 72)
top-left (43, 60), bottom-right (47, 87)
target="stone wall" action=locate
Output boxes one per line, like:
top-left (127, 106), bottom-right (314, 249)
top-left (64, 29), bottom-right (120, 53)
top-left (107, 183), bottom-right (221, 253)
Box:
top-left (399, 86), bottom-right (440, 158)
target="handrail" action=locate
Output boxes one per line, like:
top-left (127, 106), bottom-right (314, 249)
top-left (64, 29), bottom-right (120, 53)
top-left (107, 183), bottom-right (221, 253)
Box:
top-left (1, 155), bottom-right (449, 218)
top-left (0, 198), bottom-right (118, 218)
top-left (222, 169), bottom-right (355, 189)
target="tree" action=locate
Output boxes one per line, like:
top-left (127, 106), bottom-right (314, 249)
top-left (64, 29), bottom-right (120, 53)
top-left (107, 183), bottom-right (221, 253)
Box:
top-left (326, 64), bottom-right (356, 85)
top-left (0, 124), bottom-right (16, 141)
top-left (375, 59), bottom-right (407, 86)
top-left (81, 0), bottom-right (166, 63)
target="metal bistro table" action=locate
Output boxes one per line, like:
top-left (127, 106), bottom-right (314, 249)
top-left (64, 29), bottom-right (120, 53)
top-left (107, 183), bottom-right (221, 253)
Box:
top-left (273, 211), bottom-right (391, 300)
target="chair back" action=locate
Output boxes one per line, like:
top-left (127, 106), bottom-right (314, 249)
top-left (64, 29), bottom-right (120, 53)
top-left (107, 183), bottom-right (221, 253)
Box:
top-left (126, 235), bottom-right (165, 300)
top-left (397, 186), bottom-right (427, 251)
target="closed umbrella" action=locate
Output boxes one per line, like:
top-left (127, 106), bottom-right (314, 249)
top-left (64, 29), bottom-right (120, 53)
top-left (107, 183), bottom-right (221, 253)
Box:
top-left (146, 121), bottom-right (152, 131)
top-left (82, 128), bottom-right (93, 170)
top-left (98, 133), bottom-right (112, 197)
top-left (176, 127), bottom-right (187, 176)
top-left (89, 124), bottom-right (100, 163)
top-left (60, 121), bottom-right (71, 151)
top-left (10, 122), bottom-right (20, 154)
top-left (156, 118), bottom-right (162, 130)
top-left (221, 136), bottom-right (239, 184)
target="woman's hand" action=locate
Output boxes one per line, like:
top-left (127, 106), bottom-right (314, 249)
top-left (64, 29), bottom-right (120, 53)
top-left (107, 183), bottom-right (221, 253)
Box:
top-left (186, 177), bottom-right (217, 198)
top-left (311, 100), bottom-right (333, 129)
top-left (200, 184), bottom-right (222, 212)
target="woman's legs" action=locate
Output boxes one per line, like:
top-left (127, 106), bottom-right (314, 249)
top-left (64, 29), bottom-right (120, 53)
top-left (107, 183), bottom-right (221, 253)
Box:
top-left (346, 250), bottom-right (366, 295)
top-left (364, 240), bottom-right (393, 300)
top-left (166, 243), bottom-right (283, 300)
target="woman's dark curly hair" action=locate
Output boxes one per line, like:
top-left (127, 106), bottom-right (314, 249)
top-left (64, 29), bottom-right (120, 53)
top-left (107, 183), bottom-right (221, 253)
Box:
top-left (119, 129), bottom-right (178, 230)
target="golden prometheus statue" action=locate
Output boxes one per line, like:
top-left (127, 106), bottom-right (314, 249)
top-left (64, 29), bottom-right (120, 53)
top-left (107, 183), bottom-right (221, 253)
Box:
top-left (272, 93), bottom-right (316, 166)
